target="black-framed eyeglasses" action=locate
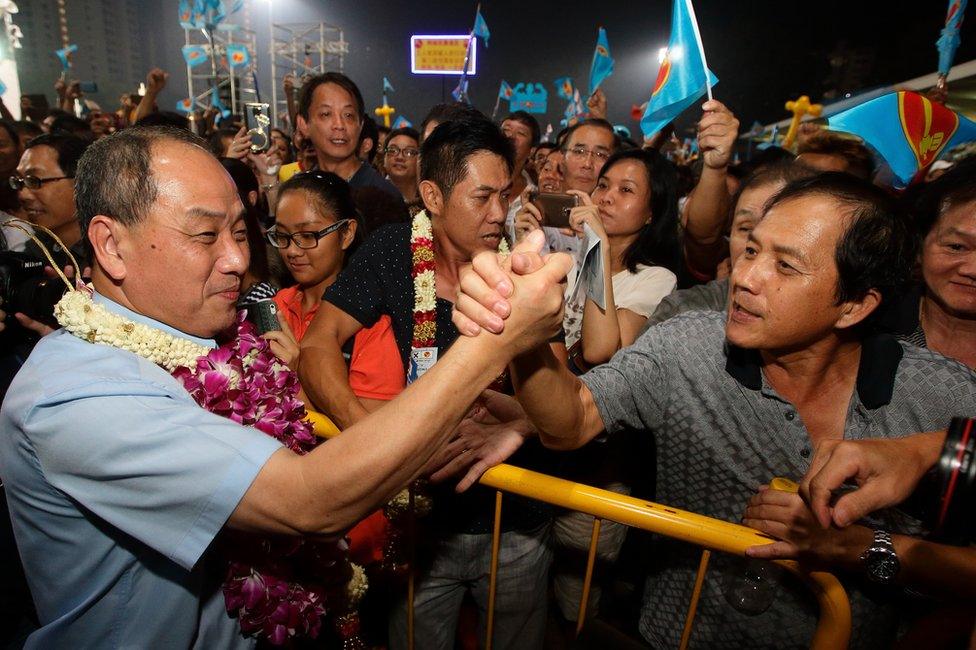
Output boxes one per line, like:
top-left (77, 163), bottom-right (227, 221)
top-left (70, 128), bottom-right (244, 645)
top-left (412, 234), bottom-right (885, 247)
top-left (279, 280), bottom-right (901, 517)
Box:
top-left (384, 145), bottom-right (419, 158)
top-left (9, 174), bottom-right (72, 191)
top-left (266, 219), bottom-right (351, 249)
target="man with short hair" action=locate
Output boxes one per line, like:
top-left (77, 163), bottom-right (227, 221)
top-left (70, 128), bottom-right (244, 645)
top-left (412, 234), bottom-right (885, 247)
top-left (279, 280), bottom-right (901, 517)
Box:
top-left (796, 131), bottom-right (875, 179)
top-left (454, 172), bottom-right (976, 648)
top-left (13, 133), bottom-right (89, 252)
top-left (501, 110), bottom-right (540, 240)
top-left (0, 125), bottom-right (570, 647)
top-left (299, 117), bottom-right (554, 650)
top-left (294, 72), bottom-right (401, 200)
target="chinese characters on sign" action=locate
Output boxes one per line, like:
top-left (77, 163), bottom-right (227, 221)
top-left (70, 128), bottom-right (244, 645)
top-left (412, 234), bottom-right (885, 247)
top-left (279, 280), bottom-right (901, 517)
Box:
top-left (410, 35), bottom-right (478, 75)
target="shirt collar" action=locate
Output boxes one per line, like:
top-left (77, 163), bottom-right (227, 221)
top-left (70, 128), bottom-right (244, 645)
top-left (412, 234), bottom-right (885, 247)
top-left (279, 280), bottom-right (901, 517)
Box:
top-left (724, 333), bottom-right (904, 410)
top-left (93, 292), bottom-right (218, 349)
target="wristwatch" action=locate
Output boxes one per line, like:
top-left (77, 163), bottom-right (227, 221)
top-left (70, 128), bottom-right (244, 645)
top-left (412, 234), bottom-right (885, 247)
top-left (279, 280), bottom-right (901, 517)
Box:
top-left (859, 529), bottom-right (900, 584)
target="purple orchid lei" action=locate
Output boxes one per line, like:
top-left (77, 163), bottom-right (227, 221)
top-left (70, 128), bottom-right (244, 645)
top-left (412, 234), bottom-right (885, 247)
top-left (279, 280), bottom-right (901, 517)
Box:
top-left (172, 313), bottom-right (361, 646)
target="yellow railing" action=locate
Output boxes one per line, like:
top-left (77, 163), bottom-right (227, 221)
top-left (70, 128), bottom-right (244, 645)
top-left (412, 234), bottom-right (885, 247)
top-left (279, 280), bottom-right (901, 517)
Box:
top-left (306, 411), bottom-right (851, 649)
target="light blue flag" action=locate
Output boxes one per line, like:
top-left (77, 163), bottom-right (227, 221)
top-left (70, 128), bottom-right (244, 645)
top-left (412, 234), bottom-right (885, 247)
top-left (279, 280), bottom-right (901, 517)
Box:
top-left (588, 27), bottom-right (614, 96)
top-left (55, 44), bottom-right (78, 70)
top-left (554, 77), bottom-right (575, 101)
top-left (383, 77), bottom-right (395, 94)
top-left (225, 43), bottom-right (250, 68)
top-left (176, 97), bottom-right (196, 114)
top-left (827, 90), bottom-right (976, 188)
top-left (640, 0), bottom-right (718, 137)
top-left (210, 87), bottom-right (231, 119)
top-left (392, 115), bottom-right (413, 129)
top-left (178, 0), bottom-right (198, 28)
top-left (757, 124), bottom-right (780, 150)
top-left (499, 80), bottom-right (514, 100)
top-left (182, 44), bottom-right (209, 68)
top-left (451, 78), bottom-right (469, 103)
top-left (937, 0), bottom-right (968, 75)
top-left (473, 8), bottom-right (490, 48)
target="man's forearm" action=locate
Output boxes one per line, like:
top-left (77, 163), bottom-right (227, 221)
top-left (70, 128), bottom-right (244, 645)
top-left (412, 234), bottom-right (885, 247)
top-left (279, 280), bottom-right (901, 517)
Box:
top-left (683, 165), bottom-right (730, 274)
top-left (511, 344), bottom-right (591, 449)
top-left (298, 335), bottom-right (508, 532)
top-left (298, 335), bottom-right (369, 428)
top-left (133, 92), bottom-right (159, 124)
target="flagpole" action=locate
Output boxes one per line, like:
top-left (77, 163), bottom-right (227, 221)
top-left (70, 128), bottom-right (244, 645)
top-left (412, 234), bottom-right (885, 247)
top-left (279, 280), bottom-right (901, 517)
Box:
top-left (491, 84), bottom-right (502, 121)
top-left (684, 0), bottom-right (712, 101)
top-left (456, 3), bottom-right (479, 104)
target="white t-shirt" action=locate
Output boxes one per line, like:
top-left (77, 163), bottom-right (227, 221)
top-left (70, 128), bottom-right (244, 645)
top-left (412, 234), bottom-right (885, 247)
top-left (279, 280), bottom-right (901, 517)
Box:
top-left (563, 263), bottom-right (677, 348)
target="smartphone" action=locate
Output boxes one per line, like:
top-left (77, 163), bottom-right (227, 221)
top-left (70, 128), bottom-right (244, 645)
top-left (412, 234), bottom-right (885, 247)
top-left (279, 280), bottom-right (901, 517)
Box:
top-left (243, 102), bottom-right (271, 153)
top-left (531, 192), bottom-right (579, 229)
top-left (245, 300), bottom-right (281, 334)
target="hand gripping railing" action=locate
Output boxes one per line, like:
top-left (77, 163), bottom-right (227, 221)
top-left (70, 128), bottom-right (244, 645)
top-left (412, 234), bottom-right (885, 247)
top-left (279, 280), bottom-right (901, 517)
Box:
top-left (306, 411), bottom-right (851, 650)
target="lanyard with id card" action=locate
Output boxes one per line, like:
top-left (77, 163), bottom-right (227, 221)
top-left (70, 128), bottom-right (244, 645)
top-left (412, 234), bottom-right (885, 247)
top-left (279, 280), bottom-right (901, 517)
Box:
top-left (407, 346), bottom-right (438, 384)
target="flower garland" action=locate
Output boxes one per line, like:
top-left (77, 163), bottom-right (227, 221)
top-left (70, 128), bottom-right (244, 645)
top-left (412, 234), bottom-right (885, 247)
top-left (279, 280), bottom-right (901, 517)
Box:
top-left (409, 210), bottom-right (510, 349)
top-left (54, 290), bottom-right (367, 647)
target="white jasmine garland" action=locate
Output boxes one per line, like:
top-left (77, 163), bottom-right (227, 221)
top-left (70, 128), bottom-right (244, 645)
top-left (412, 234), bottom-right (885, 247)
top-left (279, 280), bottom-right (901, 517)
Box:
top-left (54, 289), bottom-right (210, 372)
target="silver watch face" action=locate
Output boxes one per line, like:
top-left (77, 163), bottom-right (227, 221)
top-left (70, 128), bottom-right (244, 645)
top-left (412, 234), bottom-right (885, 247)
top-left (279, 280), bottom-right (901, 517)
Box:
top-left (867, 551), bottom-right (900, 583)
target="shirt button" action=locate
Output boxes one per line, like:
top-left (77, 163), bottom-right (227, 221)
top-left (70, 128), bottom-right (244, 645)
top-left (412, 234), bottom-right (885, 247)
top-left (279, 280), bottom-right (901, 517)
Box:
top-left (785, 411), bottom-right (795, 421)
top-left (800, 447), bottom-right (811, 458)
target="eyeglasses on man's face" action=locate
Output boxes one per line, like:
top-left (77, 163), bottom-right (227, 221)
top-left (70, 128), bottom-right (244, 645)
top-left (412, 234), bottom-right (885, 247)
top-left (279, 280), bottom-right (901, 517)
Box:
top-left (266, 219), bottom-right (351, 249)
top-left (384, 145), bottom-right (419, 159)
top-left (9, 174), bottom-right (72, 191)
top-left (565, 146), bottom-right (610, 163)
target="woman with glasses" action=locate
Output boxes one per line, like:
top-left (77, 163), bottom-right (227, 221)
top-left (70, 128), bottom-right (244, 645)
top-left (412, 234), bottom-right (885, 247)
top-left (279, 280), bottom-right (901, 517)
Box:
top-left (381, 126), bottom-right (421, 212)
top-left (269, 170), bottom-right (403, 571)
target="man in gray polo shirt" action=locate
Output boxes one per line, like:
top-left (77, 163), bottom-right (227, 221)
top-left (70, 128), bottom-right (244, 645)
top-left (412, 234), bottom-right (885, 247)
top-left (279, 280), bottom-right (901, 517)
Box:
top-left (453, 173), bottom-right (976, 648)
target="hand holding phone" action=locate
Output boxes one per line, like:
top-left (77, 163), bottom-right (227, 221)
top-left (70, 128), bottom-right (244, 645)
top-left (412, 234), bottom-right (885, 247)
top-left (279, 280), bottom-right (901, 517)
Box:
top-left (530, 192), bottom-right (579, 229)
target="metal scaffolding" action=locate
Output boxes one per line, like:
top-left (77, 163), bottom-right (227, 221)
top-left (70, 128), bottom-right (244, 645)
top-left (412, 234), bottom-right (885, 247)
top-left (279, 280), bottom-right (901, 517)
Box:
top-left (269, 22), bottom-right (349, 128)
top-left (183, 25), bottom-right (260, 121)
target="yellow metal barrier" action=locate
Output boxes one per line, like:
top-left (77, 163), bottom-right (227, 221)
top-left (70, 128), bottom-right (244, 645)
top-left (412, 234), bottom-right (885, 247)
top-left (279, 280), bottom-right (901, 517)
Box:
top-left (306, 411), bottom-right (851, 649)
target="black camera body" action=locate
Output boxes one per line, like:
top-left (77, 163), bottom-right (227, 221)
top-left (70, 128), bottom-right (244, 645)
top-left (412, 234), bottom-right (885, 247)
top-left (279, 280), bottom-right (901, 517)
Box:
top-left (0, 250), bottom-right (71, 345)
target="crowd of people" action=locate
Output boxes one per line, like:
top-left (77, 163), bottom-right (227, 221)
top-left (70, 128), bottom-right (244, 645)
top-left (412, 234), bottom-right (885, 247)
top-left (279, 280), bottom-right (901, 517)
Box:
top-left (0, 61), bottom-right (974, 650)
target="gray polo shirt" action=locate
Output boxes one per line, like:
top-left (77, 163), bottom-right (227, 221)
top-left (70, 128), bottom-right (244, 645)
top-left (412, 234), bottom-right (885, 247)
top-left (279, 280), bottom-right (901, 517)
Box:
top-left (580, 310), bottom-right (976, 649)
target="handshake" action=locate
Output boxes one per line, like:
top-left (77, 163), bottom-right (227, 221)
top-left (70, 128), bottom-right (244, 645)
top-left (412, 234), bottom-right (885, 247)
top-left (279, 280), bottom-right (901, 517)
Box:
top-left (451, 230), bottom-right (573, 355)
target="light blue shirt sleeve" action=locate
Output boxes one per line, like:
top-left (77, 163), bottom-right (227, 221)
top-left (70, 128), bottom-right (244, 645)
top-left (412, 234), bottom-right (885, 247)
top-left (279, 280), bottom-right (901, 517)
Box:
top-left (22, 362), bottom-right (283, 571)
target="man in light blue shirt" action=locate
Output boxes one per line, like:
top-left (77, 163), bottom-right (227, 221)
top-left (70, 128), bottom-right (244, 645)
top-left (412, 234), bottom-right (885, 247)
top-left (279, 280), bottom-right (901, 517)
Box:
top-left (0, 125), bottom-right (573, 648)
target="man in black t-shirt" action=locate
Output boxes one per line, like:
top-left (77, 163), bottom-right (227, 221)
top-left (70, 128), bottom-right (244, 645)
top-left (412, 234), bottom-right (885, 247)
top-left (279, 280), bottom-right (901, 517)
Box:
top-left (295, 73), bottom-right (404, 201)
top-left (300, 118), bottom-right (552, 650)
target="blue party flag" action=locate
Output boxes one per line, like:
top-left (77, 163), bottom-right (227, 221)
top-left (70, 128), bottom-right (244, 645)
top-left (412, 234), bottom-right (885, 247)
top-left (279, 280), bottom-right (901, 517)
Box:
top-left (176, 97), bottom-right (196, 114)
top-left (554, 77), bottom-right (575, 101)
top-left (182, 44), bottom-right (209, 68)
top-left (473, 8), bottom-right (490, 48)
top-left (225, 43), bottom-right (250, 68)
top-left (588, 27), bottom-right (615, 97)
top-left (178, 0), bottom-right (199, 28)
top-left (55, 44), bottom-right (78, 70)
top-left (451, 78), bottom-right (469, 103)
top-left (937, 0), bottom-right (968, 75)
top-left (757, 124), bottom-right (780, 150)
top-left (827, 90), bottom-right (976, 188)
top-left (499, 80), bottom-right (514, 100)
top-left (383, 77), bottom-right (395, 94)
top-left (640, 0), bottom-right (718, 137)
top-left (210, 87), bottom-right (231, 119)
top-left (392, 115), bottom-right (413, 129)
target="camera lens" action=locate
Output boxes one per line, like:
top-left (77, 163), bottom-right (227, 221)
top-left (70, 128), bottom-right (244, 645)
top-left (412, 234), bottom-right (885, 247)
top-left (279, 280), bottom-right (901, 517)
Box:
top-left (933, 417), bottom-right (976, 544)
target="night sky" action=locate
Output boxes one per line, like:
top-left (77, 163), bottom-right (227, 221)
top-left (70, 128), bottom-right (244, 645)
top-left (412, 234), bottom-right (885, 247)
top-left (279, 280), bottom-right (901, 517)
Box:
top-left (234, 0), bottom-right (976, 133)
top-left (20, 0), bottom-right (976, 135)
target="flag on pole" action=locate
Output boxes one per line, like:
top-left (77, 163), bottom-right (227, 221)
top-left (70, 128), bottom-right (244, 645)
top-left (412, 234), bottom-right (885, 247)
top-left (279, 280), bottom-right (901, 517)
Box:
top-left (588, 27), bottom-right (615, 96)
top-left (499, 80), bottom-right (514, 100)
top-left (176, 97), bottom-right (196, 114)
top-left (55, 44), bottom-right (78, 70)
top-left (937, 0), bottom-right (968, 75)
top-left (452, 78), bottom-right (469, 103)
top-left (473, 8), bottom-right (490, 47)
top-left (182, 44), bottom-right (209, 68)
top-left (210, 87), bottom-right (231, 119)
top-left (392, 115), bottom-right (413, 129)
top-left (640, 0), bottom-right (718, 137)
top-left (225, 43), bottom-right (250, 68)
top-left (554, 77), bottom-right (575, 101)
top-left (827, 90), bottom-right (976, 188)
top-left (383, 77), bottom-right (395, 94)
top-left (178, 0), bottom-right (200, 28)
